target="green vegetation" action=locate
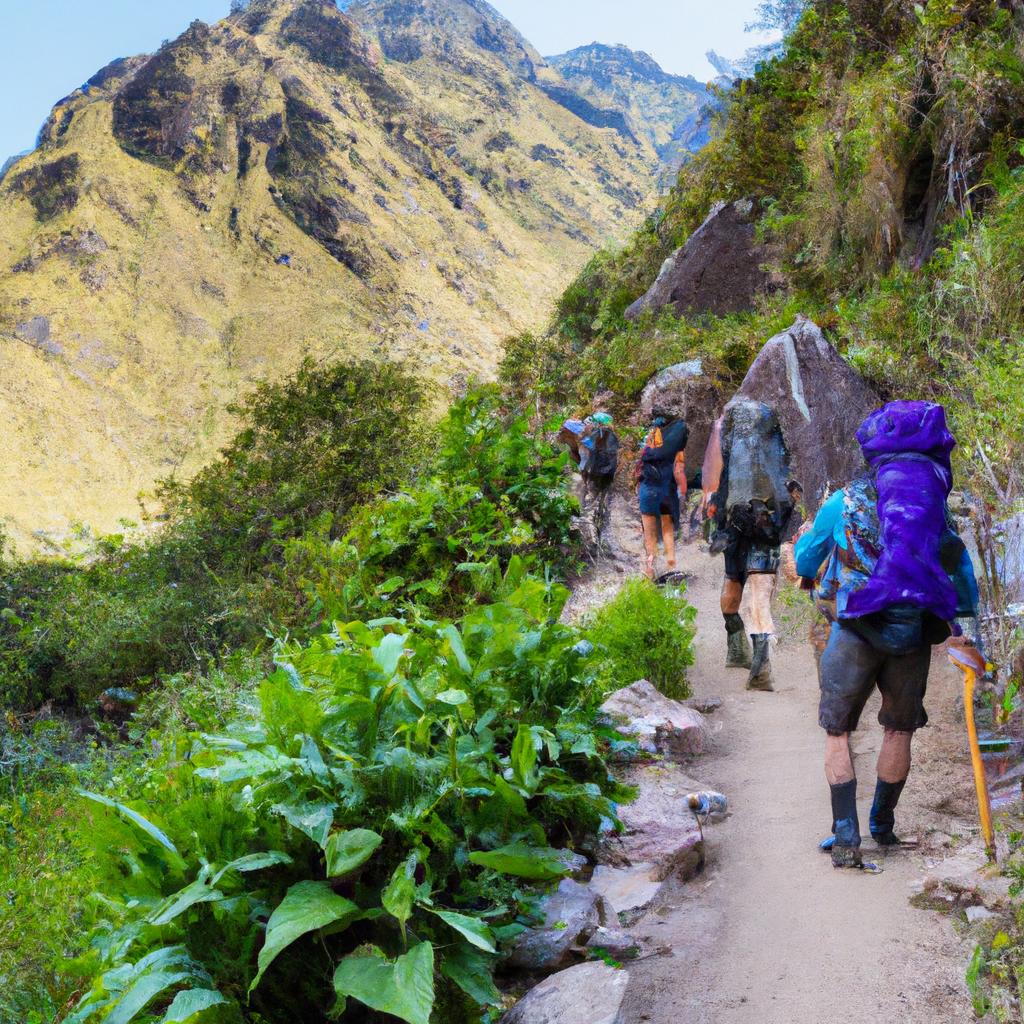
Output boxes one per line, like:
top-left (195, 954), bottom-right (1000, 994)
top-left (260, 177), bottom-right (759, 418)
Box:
top-left (583, 578), bottom-right (697, 701)
top-left (509, 0), bottom-right (1024, 505)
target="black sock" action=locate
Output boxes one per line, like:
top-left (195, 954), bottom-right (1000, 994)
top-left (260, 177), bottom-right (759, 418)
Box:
top-left (870, 778), bottom-right (907, 840)
top-left (830, 779), bottom-right (861, 848)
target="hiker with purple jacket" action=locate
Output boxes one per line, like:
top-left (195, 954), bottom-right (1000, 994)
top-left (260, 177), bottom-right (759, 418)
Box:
top-left (795, 401), bottom-right (981, 870)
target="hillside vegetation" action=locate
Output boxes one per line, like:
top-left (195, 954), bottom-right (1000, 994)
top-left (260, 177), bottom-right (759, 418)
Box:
top-left (510, 0), bottom-right (1024, 505)
top-left (0, 0), bottom-right (658, 549)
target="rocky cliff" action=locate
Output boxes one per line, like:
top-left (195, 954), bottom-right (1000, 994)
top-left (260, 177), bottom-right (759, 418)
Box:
top-left (0, 0), bottom-right (657, 546)
top-left (548, 43), bottom-right (714, 177)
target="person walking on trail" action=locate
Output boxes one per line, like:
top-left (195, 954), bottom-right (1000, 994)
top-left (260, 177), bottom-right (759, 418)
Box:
top-left (794, 400), bottom-right (981, 870)
top-left (636, 407), bottom-right (688, 580)
top-left (703, 399), bottom-right (798, 692)
top-left (580, 412), bottom-right (619, 516)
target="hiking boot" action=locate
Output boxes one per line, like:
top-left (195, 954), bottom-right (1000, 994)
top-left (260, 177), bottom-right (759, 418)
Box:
top-left (869, 778), bottom-right (907, 846)
top-left (829, 779), bottom-right (863, 868)
top-left (724, 613), bottom-right (752, 669)
top-left (747, 633), bottom-right (773, 691)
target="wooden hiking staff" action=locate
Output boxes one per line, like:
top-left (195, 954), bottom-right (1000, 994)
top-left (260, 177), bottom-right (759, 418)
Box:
top-left (947, 644), bottom-right (997, 863)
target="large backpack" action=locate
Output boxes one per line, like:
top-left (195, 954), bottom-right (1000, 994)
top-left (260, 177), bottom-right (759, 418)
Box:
top-left (588, 427), bottom-right (619, 478)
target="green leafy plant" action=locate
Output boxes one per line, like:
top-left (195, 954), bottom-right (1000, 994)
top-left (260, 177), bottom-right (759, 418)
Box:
top-left (583, 578), bottom-right (697, 700)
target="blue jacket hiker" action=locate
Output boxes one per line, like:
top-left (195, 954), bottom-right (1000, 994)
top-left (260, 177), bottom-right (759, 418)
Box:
top-left (794, 400), bottom-right (981, 870)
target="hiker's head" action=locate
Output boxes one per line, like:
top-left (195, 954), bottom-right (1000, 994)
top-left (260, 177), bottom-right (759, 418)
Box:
top-left (592, 412), bottom-right (613, 427)
top-left (651, 405), bottom-right (675, 427)
top-left (856, 401), bottom-right (955, 468)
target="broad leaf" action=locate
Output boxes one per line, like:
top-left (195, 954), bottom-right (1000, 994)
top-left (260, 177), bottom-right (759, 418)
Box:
top-left (372, 632), bottom-right (407, 678)
top-left (149, 879), bottom-right (225, 927)
top-left (441, 943), bottom-right (501, 1007)
top-left (435, 688), bottom-right (469, 706)
top-left (325, 829), bottom-right (382, 878)
top-left (271, 799), bottom-right (336, 849)
top-left (211, 851), bottom-right (292, 886)
top-left (468, 842), bottom-right (571, 881)
top-left (440, 624), bottom-right (472, 674)
top-left (78, 791), bottom-right (179, 857)
top-left (428, 909), bottom-right (496, 953)
top-left (160, 988), bottom-right (229, 1022)
top-left (382, 855), bottom-right (417, 941)
top-left (249, 881), bottom-right (359, 993)
top-left (511, 725), bottom-right (537, 789)
top-left (333, 942), bottom-right (435, 1024)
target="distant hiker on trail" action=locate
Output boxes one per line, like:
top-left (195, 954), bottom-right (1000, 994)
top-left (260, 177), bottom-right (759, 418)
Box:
top-left (635, 407), bottom-right (688, 580)
top-left (795, 401), bottom-right (981, 870)
top-left (580, 412), bottom-right (619, 514)
top-left (557, 418), bottom-right (587, 471)
top-left (703, 399), bottom-right (798, 691)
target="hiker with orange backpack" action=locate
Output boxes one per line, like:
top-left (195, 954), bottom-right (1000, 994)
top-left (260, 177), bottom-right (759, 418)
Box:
top-left (795, 401), bottom-right (981, 870)
top-left (635, 407), bottom-right (688, 580)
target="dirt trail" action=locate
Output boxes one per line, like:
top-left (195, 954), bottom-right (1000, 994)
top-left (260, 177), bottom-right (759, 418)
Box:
top-left (570, 492), bottom-right (977, 1024)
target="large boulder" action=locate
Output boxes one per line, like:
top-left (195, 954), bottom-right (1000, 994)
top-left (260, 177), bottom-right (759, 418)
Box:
top-left (735, 317), bottom-right (880, 509)
top-left (506, 879), bottom-right (606, 972)
top-left (599, 680), bottom-right (709, 758)
top-left (638, 359), bottom-right (723, 474)
top-left (597, 763), bottom-right (705, 881)
top-left (625, 199), bottom-right (781, 321)
top-left (500, 961), bottom-right (630, 1024)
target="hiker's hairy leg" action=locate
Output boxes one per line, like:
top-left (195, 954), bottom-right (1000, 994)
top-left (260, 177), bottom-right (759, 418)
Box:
top-left (641, 515), bottom-right (659, 579)
top-left (720, 579), bottom-right (743, 615)
top-left (825, 733), bottom-right (855, 785)
top-left (661, 515), bottom-right (677, 568)
top-left (877, 729), bottom-right (912, 783)
top-left (747, 572), bottom-right (776, 633)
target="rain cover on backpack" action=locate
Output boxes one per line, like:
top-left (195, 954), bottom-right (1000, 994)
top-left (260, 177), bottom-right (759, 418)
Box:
top-left (719, 399), bottom-right (793, 521)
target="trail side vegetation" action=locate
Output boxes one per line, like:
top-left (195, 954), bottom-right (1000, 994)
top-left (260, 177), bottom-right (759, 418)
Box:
top-left (0, 361), bottom-right (695, 1023)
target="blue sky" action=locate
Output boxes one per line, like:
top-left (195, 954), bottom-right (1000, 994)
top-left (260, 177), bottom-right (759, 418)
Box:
top-left (0, 0), bottom-right (770, 161)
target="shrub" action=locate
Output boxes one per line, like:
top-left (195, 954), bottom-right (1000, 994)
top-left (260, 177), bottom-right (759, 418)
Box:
top-left (64, 586), bottom-right (619, 1024)
top-left (584, 578), bottom-right (697, 700)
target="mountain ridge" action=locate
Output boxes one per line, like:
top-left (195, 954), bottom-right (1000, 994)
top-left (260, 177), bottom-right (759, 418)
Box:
top-left (0, 0), bottom-right (657, 548)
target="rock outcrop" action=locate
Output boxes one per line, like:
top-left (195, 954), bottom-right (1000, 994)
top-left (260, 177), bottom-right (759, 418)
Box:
top-left (499, 961), bottom-right (630, 1024)
top-left (625, 199), bottom-right (781, 320)
top-left (507, 879), bottom-right (607, 972)
top-left (733, 317), bottom-right (881, 508)
top-left (599, 680), bottom-right (709, 757)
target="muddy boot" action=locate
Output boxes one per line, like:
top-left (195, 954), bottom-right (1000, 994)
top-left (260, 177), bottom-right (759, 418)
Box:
top-left (829, 779), bottom-right (863, 868)
top-left (746, 633), bottom-right (774, 691)
top-left (869, 778), bottom-right (907, 846)
top-left (724, 613), bottom-right (752, 669)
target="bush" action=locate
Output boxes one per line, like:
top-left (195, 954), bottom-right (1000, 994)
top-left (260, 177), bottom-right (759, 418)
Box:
top-left (584, 578), bottom-right (697, 700)
top-left (64, 585), bottom-right (620, 1024)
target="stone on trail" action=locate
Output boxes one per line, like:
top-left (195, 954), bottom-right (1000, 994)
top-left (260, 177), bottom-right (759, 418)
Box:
top-left (506, 879), bottom-right (606, 972)
top-left (624, 198), bottom-right (781, 321)
top-left (734, 316), bottom-right (880, 509)
top-left (599, 680), bottom-right (709, 758)
top-left (499, 961), bottom-right (629, 1024)
top-left (597, 762), bottom-right (705, 882)
top-left (585, 925), bottom-right (645, 960)
top-left (589, 863), bottom-right (663, 923)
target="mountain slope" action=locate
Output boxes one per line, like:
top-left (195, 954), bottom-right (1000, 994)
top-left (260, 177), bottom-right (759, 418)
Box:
top-left (0, 0), bottom-right (655, 548)
top-left (548, 43), bottom-right (714, 175)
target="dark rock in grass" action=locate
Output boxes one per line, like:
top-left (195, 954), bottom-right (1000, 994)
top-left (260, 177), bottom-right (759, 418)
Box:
top-left (599, 680), bottom-right (709, 758)
top-left (506, 879), bottom-right (604, 972)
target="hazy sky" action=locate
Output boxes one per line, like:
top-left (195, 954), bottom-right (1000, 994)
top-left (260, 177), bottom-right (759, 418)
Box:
top-left (0, 0), bottom-right (770, 161)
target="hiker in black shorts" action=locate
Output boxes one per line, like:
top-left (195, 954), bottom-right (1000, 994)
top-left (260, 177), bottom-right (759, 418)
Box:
top-left (703, 399), bottom-right (797, 691)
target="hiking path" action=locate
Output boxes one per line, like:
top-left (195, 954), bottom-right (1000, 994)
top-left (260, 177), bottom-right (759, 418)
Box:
top-left (565, 490), bottom-right (979, 1024)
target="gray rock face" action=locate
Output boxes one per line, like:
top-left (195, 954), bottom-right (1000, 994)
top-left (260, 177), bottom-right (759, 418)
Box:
top-left (638, 359), bottom-right (722, 474)
top-left (597, 762), bottom-right (705, 881)
top-left (499, 961), bottom-right (629, 1024)
top-left (625, 199), bottom-right (780, 321)
top-left (734, 317), bottom-right (880, 509)
top-left (589, 863), bottom-right (663, 922)
top-left (15, 316), bottom-right (63, 356)
top-left (506, 879), bottom-right (604, 972)
top-left (599, 680), bottom-right (708, 758)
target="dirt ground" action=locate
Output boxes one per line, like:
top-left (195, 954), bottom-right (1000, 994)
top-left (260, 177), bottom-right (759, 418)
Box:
top-left (568, 491), bottom-right (982, 1024)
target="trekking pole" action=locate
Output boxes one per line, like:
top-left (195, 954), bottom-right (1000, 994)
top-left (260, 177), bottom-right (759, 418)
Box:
top-left (947, 644), bottom-right (997, 863)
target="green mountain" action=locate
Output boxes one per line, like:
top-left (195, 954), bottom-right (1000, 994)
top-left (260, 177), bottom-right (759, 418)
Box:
top-left (548, 43), bottom-right (715, 176)
top-left (523, 0), bottom-right (1024, 508)
top-left (0, 0), bottom-right (657, 548)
